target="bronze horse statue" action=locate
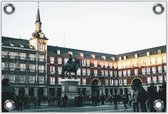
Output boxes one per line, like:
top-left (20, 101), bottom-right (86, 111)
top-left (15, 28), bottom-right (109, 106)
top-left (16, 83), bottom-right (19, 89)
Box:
top-left (61, 58), bottom-right (80, 78)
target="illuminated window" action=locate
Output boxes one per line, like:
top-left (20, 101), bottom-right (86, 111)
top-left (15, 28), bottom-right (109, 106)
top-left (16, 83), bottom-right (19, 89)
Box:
top-left (2, 51), bottom-right (8, 58)
top-left (135, 54), bottom-right (138, 58)
top-left (82, 59), bottom-right (86, 66)
top-left (39, 76), bottom-right (44, 84)
top-left (94, 69), bottom-right (97, 76)
top-left (152, 67), bottom-right (156, 74)
top-left (151, 58), bottom-right (156, 65)
top-left (147, 77), bottom-right (152, 84)
top-left (123, 62), bottom-right (126, 69)
top-left (110, 79), bottom-right (113, 85)
top-left (29, 64), bottom-right (35, 72)
top-left (142, 68), bottom-right (146, 75)
top-left (39, 65), bottom-right (44, 73)
top-left (123, 70), bottom-right (127, 77)
top-left (9, 52), bottom-right (17, 59)
top-left (109, 62), bottom-right (112, 68)
top-left (110, 71), bottom-right (113, 77)
top-left (9, 63), bottom-right (15, 71)
top-left (123, 79), bottom-right (127, 85)
top-left (29, 76), bottom-right (35, 83)
top-left (158, 66), bottom-right (162, 73)
top-left (29, 54), bottom-right (35, 60)
top-left (101, 62), bottom-right (104, 68)
top-left (80, 53), bottom-right (84, 57)
top-left (77, 68), bottom-right (81, 75)
top-left (50, 77), bottom-right (55, 84)
top-left (158, 50), bottom-right (162, 54)
top-left (102, 56), bottom-right (106, 60)
top-left (58, 67), bottom-right (62, 74)
top-left (134, 60), bottom-right (138, 67)
top-left (163, 55), bottom-right (166, 63)
top-left (134, 69), bottom-right (138, 75)
top-left (146, 58), bottom-right (150, 65)
top-left (105, 79), bottom-right (108, 85)
top-left (50, 57), bottom-right (54, 64)
top-left (158, 76), bottom-right (163, 83)
top-left (91, 54), bottom-right (95, 59)
top-left (94, 61), bottom-right (97, 67)
top-left (127, 61), bottom-right (130, 68)
top-left (58, 57), bottom-right (62, 64)
top-left (83, 78), bottom-right (86, 85)
top-left (104, 62), bottom-right (108, 68)
top-left (57, 50), bottom-right (60, 55)
top-left (146, 67), bottom-right (151, 74)
top-left (50, 66), bottom-right (55, 74)
top-left (157, 57), bottom-right (162, 64)
top-left (87, 60), bottom-right (90, 67)
top-left (2, 62), bottom-right (5, 70)
top-left (118, 71), bottom-right (122, 77)
top-left (118, 63), bottom-right (122, 69)
top-left (114, 71), bottom-right (117, 77)
top-left (20, 64), bottom-right (26, 71)
top-left (82, 68), bottom-right (86, 75)
top-left (87, 69), bottom-right (90, 76)
top-left (153, 76), bottom-right (157, 83)
top-left (119, 57), bottom-right (122, 61)
top-left (20, 53), bottom-right (26, 60)
top-left (124, 56), bottom-right (127, 60)
top-left (127, 70), bottom-right (131, 76)
top-left (114, 63), bottom-right (117, 69)
top-left (147, 52), bottom-right (150, 56)
top-left (141, 59), bottom-right (146, 66)
top-left (9, 75), bottom-right (15, 83)
top-left (39, 55), bottom-right (44, 61)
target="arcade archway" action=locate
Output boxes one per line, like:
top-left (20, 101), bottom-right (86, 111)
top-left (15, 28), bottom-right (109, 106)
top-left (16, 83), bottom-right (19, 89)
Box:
top-left (131, 78), bottom-right (142, 90)
top-left (91, 79), bottom-right (101, 96)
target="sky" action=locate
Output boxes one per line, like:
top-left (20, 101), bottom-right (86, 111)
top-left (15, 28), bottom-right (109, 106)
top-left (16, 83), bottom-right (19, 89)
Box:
top-left (2, 1), bottom-right (166, 54)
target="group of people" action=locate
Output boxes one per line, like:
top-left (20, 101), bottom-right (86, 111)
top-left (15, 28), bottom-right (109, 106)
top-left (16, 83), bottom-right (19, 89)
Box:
top-left (132, 82), bottom-right (166, 112)
top-left (57, 94), bottom-right (69, 108)
top-left (2, 78), bottom-right (166, 112)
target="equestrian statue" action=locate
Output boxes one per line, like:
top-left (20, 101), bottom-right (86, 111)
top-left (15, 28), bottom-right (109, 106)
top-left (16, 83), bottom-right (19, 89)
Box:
top-left (61, 54), bottom-right (80, 78)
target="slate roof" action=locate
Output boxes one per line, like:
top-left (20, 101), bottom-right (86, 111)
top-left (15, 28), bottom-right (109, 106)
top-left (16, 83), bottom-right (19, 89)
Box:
top-left (2, 36), bottom-right (34, 50)
top-left (116, 45), bottom-right (166, 60)
top-left (2, 36), bottom-right (166, 60)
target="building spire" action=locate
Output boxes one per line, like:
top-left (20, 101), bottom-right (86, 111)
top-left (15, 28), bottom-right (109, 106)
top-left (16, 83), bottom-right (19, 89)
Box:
top-left (36, 1), bottom-right (41, 23)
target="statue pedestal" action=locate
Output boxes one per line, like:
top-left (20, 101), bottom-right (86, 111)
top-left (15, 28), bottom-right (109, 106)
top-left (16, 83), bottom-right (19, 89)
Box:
top-left (61, 79), bottom-right (79, 100)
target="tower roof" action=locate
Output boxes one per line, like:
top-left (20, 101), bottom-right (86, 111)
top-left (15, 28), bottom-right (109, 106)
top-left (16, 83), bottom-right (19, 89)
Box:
top-left (36, 8), bottom-right (41, 23)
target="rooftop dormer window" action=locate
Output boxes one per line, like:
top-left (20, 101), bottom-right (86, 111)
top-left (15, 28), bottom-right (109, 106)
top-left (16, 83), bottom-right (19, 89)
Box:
top-left (10, 43), bottom-right (14, 46)
top-left (20, 44), bottom-right (24, 48)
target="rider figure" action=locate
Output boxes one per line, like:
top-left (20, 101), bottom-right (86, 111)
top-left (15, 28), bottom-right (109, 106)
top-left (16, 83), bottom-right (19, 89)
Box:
top-left (67, 54), bottom-right (73, 65)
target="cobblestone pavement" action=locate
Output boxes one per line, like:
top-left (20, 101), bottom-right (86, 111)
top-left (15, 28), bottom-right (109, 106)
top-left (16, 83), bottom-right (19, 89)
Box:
top-left (11, 104), bottom-right (133, 112)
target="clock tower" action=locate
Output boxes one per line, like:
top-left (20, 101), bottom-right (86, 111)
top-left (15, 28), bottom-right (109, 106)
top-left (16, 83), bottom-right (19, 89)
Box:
top-left (29, 3), bottom-right (48, 52)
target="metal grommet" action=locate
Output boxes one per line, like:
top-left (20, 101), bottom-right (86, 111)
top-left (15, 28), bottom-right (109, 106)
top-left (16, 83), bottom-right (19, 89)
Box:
top-left (3, 3), bottom-right (15, 15)
top-left (4, 99), bottom-right (15, 111)
top-left (153, 3), bottom-right (164, 15)
top-left (153, 99), bottom-right (164, 111)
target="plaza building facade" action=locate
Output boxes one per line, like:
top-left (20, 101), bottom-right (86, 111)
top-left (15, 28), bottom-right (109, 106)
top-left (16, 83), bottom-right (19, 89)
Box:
top-left (1, 7), bottom-right (166, 98)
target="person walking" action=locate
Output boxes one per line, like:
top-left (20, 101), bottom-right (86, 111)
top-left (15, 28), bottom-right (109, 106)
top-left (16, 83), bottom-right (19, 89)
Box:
top-left (138, 86), bottom-right (147, 112)
top-left (132, 86), bottom-right (139, 112)
top-left (113, 94), bottom-right (118, 110)
top-left (147, 82), bottom-right (157, 112)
